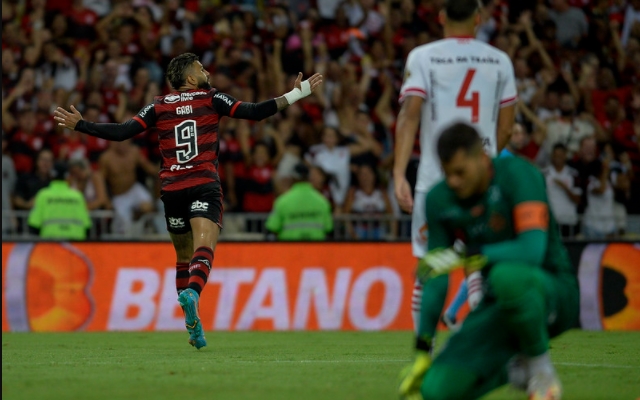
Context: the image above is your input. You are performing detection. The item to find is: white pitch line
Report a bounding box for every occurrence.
[9,359,639,369]
[555,362,638,369]
[231,359,410,364]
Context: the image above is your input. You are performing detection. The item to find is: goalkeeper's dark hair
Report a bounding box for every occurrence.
[166,53,199,91]
[437,122,483,163]
[445,0,480,22]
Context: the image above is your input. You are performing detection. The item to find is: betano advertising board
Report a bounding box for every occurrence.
[1,242,638,332]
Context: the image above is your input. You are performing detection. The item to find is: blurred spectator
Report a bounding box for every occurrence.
[343,164,393,240]
[306,125,375,210]
[266,163,333,241]
[548,0,589,48]
[582,159,616,239]
[39,41,78,91]
[14,148,54,211]
[7,106,46,174]
[99,140,157,234]
[2,132,17,234]
[603,144,634,235]
[238,123,283,213]
[309,165,333,205]
[67,158,110,210]
[500,122,530,158]
[568,136,601,213]
[28,161,91,240]
[540,94,597,164]
[544,143,581,237]
[621,0,640,46]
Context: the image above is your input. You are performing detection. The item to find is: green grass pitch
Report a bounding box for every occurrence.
[2,330,639,400]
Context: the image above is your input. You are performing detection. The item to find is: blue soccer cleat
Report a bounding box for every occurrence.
[178,288,207,349]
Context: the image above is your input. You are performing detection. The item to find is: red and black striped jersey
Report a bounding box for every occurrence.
[75,88,279,192]
[134,89,246,192]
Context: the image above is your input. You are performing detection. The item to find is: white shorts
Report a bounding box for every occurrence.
[411,190,428,258]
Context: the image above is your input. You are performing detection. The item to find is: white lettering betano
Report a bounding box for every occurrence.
[106,266,404,331]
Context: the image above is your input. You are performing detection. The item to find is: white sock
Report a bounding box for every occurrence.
[467,271,484,310]
[528,352,555,376]
[412,281,423,334]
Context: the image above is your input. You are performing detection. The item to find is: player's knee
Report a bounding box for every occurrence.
[422,380,470,400]
[489,263,540,306]
[422,386,460,400]
[421,366,474,400]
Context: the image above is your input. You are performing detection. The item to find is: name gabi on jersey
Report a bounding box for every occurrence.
[176,105,193,115]
[430,56,500,64]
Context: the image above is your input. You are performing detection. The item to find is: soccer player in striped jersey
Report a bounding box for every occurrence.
[54,53,322,349]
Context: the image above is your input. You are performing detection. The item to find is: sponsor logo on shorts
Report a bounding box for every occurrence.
[168,217,185,229]
[191,201,209,212]
[164,94,180,104]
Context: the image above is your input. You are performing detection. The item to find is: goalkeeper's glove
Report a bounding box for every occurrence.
[398,337,433,399]
[416,240,466,281]
[417,241,490,282]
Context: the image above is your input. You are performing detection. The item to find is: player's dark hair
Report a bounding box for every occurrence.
[445,0,480,22]
[166,52,199,91]
[437,122,483,163]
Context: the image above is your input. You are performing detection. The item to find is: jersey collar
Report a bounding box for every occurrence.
[448,35,475,39]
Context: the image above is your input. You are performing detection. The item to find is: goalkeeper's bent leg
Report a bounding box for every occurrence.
[421,365,506,400]
[488,262,549,357]
[417,274,449,346]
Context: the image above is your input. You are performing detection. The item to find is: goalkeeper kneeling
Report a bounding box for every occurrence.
[399,123,579,400]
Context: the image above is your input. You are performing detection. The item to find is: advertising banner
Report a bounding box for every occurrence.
[2,241,638,332]
[1,242,467,332]
[574,242,640,331]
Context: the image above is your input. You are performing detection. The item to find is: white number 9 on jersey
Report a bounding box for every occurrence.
[175,119,198,163]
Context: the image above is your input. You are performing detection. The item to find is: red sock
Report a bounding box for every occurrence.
[176,262,190,294]
[188,246,213,295]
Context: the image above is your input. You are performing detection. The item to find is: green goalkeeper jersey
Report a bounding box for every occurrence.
[425,156,573,276]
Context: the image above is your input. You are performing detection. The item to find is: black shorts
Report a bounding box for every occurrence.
[160,183,224,234]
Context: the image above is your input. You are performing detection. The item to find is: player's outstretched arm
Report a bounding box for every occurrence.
[216,73,323,121]
[54,105,147,142]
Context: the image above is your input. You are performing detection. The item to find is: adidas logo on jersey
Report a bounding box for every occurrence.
[191,201,209,212]
[164,94,180,104]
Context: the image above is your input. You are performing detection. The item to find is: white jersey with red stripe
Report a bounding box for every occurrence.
[400,36,517,193]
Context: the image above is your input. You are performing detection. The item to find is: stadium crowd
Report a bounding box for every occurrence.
[2,0,640,239]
